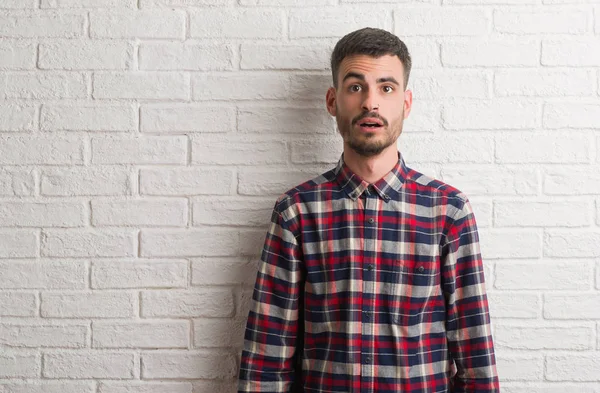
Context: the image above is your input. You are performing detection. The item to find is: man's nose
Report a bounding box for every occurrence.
[361,91,379,111]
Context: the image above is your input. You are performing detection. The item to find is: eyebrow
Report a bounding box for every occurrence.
[342,72,400,86]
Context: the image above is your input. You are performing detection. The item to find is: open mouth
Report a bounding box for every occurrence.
[357,117,384,130]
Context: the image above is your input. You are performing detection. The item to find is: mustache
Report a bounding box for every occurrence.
[353,112,388,126]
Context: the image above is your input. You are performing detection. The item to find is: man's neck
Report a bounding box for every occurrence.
[342,144,399,184]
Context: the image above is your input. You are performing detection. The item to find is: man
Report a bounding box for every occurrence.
[238,27,500,393]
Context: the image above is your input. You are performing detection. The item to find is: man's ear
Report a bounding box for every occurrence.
[326,87,336,116]
[403,89,413,119]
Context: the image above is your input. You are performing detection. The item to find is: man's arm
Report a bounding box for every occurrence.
[238,201,304,393]
[441,197,500,393]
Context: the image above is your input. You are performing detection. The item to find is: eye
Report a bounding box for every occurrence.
[349,84,362,92]
[382,85,394,93]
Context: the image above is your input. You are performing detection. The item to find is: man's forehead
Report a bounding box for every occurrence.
[339,54,403,80]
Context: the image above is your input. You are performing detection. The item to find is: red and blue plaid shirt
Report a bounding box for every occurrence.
[238,150,499,393]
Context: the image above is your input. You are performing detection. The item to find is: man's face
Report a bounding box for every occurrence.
[326,54,412,158]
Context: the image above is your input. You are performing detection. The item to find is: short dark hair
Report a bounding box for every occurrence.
[330,27,412,90]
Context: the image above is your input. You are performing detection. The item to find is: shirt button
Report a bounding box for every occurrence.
[364,312,371,320]
[417,266,425,273]
[384,194,390,200]
[364,356,372,364]
[367,264,374,271]
[368,217,375,224]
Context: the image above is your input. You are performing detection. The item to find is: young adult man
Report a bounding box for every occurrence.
[238,27,500,393]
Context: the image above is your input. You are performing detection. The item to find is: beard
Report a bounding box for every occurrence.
[335,106,404,158]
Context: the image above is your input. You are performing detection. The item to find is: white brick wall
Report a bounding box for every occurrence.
[0,1,598,392]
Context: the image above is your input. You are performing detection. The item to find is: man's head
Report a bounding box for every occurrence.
[326,28,413,158]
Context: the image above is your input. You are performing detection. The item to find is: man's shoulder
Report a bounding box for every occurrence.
[406,167,469,206]
[272,166,337,214]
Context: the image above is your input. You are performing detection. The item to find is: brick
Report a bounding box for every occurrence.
[0,136,83,165]
[440,167,538,196]
[193,73,290,101]
[141,351,237,379]
[445,0,536,3]
[239,229,266,256]
[238,169,315,196]
[192,197,272,227]
[41,167,131,196]
[291,138,342,164]
[0,12,84,38]
[496,324,593,350]
[42,0,136,7]
[42,229,136,257]
[192,380,237,393]
[0,292,37,317]
[0,260,87,289]
[4,72,86,99]
[544,167,600,195]
[41,103,137,132]
[241,43,330,70]
[92,136,187,165]
[191,136,287,165]
[39,40,132,70]
[289,74,332,100]
[0,40,36,69]
[499,384,600,393]
[241,0,332,4]
[494,9,587,34]
[411,71,488,99]
[0,352,39,378]
[543,38,600,66]
[402,134,493,163]
[98,382,192,393]
[289,9,387,38]
[544,231,600,258]
[401,37,440,69]
[140,168,232,196]
[544,102,600,129]
[0,323,87,348]
[494,201,590,227]
[90,10,185,39]
[141,0,231,5]
[93,321,188,349]
[193,318,245,348]
[0,201,86,227]
[468,198,492,228]
[141,229,239,257]
[141,289,234,318]
[0,0,37,7]
[495,69,594,97]
[238,106,334,134]
[191,257,257,286]
[497,134,589,164]
[495,260,592,290]
[0,382,94,393]
[91,259,188,289]
[140,43,233,71]
[442,100,539,130]
[42,292,136,318]
[0,169,35,196]
[546,354,600,381]
[92,199,187,227]
[479,229,541,259]
[545,294,600,319]
[395,8,488,36]
[442,38,539,67]
[496,355,543,381]
[94,72,189,100]
[141,105,235,133]
[190,9,283,38]
[43,352,135,379]
[0,103,36,131]
[0,230,38,258]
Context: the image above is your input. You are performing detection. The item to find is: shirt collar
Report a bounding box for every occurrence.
[334,150,409,202]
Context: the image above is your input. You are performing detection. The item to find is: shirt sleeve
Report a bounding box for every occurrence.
[238,201,304,393]
[441,197,500,393]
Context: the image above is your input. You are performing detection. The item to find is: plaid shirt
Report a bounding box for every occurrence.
[238,150,500,393]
